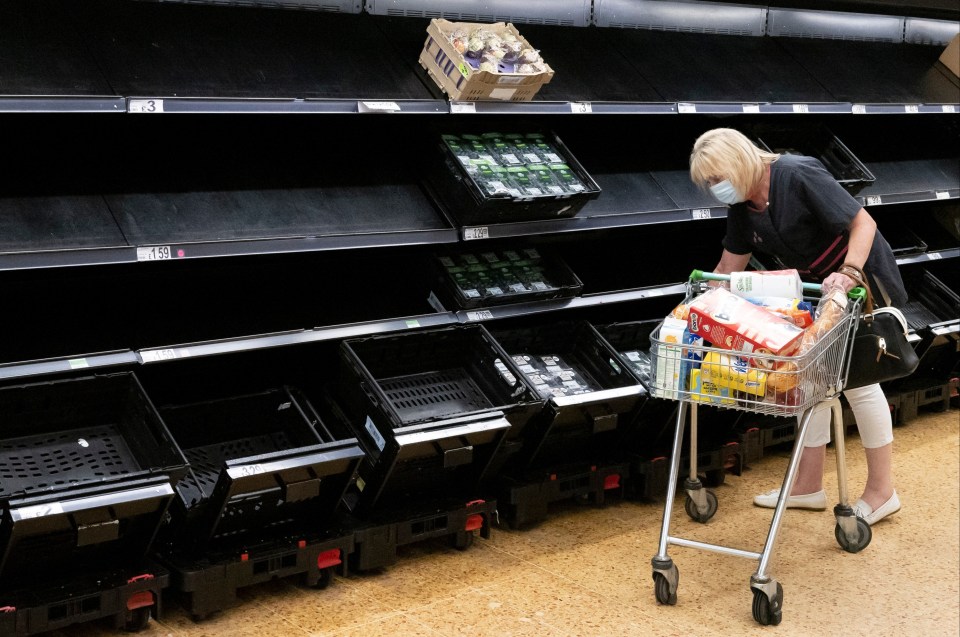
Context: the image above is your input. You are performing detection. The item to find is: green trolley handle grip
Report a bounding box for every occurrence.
[689,269,867,301]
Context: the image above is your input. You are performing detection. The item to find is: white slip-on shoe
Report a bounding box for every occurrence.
[753,488,827,510]
[854,491,901,526]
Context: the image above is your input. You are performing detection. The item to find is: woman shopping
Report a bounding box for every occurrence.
[688,127,906,526]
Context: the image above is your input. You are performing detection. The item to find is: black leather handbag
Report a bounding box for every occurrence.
[842,266,919,390]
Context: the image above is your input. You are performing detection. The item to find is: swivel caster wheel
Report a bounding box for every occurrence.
[685,490,718,523]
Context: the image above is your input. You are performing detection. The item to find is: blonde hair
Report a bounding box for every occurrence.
[689,128,779,196]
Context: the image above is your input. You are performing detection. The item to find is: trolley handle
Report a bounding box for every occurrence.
[688,269,866,301]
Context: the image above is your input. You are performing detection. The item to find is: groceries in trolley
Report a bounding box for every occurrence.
[650,269,852,410]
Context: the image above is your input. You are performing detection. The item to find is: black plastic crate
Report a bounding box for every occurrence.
[498,462,629,528]
[488,321,647,473]
[626,443,739,501]
[751,123,876,194]
[594,319,662,388]
[901,269,960,332]
[337,325,543,512]
[428,131,601,226]
[0,373,187,590]
[163,530,354,620]
[431,246,583,310]
[0,564,168,635]
[346,498,497,571]
[157,387,364,551]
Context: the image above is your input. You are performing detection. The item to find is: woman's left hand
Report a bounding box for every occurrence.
[822,271,857,294]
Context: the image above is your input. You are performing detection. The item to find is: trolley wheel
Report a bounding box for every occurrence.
[835,517,872,553]
[451,531,475,551]
[123,607,151,633]
[653,572,677,605]
[313,566,334,590]
[684,490,718,523]
[751,584,783,626]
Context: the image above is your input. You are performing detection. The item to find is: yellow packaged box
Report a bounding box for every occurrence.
[418,18,554,102]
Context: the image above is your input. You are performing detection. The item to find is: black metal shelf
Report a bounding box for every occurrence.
[1,1,957,112]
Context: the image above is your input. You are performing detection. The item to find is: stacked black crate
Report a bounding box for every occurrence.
[333,324,542,570]
[487,320,648,526]
[0,373,188,635]
[152,387,364,619]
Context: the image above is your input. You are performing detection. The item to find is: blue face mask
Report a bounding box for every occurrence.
[709,179,745,205]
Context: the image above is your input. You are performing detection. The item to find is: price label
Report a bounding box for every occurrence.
[691,208,712,220]
[17,503,64,519]
[463,226,489,241]
[68,358,89,369]
[236,464,265,477]
[928,252,943,260]
[865,195,883,206]
[942,105,957,113]
[792,103,810,113]
[450,102,476,113]
[852,104,867,114]
[141,349,179,363]
[129,99,163,113]
[935,191,950,200]
[645,288,665,297]
[466,310,494,322]
[678,103,697,113]
[405,319,421,328]
[358,101,400,113]
[570,102,593,114]
[137,246,172,261]
[904,104,920,113]
[742,103,760,113]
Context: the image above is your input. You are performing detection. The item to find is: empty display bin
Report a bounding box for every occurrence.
[0,373,187,632]
[157,386,364,552]
[336,324,542,513]
[750,123,876,194]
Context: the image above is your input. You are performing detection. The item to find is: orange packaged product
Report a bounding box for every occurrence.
[687,287,805,365]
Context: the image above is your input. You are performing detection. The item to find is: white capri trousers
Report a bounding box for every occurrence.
[802,383,894,449]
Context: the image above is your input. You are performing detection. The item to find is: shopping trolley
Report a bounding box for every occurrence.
[649,270,867,626]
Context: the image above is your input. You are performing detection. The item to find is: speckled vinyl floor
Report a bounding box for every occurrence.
[53,407,958,637]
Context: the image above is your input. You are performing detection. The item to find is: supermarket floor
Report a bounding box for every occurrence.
[69,406,958,637]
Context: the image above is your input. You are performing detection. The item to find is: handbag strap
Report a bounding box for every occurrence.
[837,263,874,315]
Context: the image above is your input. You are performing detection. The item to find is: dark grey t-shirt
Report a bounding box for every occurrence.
[723,154,907,307]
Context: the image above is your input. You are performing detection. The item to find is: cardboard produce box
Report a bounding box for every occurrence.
[939,33,959,78]
[419,18,554,101]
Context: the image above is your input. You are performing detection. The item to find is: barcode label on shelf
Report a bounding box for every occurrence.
[17,503,64,519]
[68,358,89,369]
[742,103,760,113]
[792,104,809,113]
[137,246,172,261]
[463,226,489,241]
[405,319,421,328]
[904,104,920,114]
[852,104,867,114]
[466,310,494,322]
[928,252,943,260]
[570,102,593,114]
[942,105,957,113]
[678,103,697,113]
[129,99,163,113]
[450,102,476,114]
[865,195,883,206]
[935,191,950,200]
[691,209,712,220]
[141,349,179,363]
[358,101,400,113]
